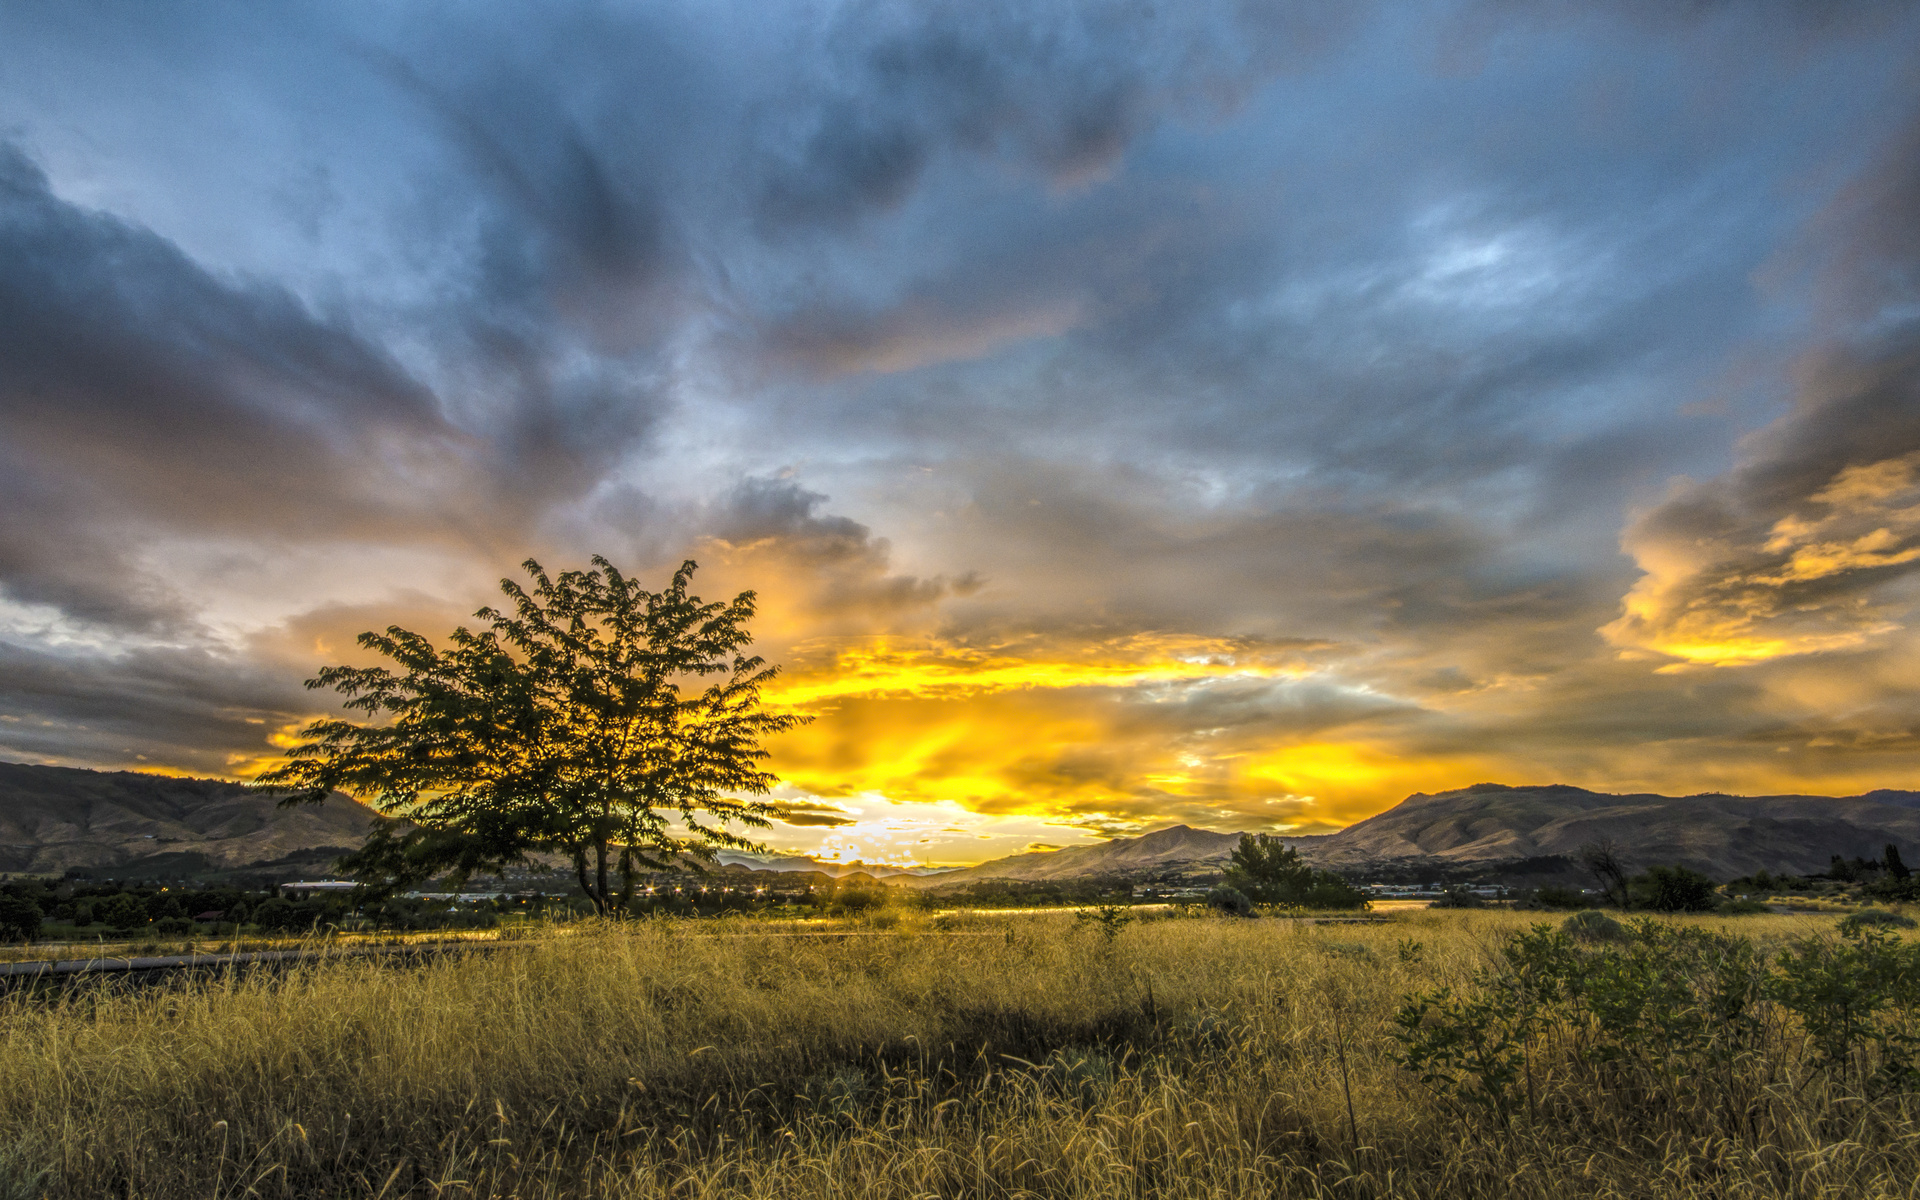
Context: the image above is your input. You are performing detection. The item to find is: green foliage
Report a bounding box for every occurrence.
[1772,925,1920,1091]
[1396,916,1920,1128]
[1629,864,1718,912]
[1562,909,1627,942]
[1074,903,1134,942]
[1717,897,1771,915]
[1839,907,1917,933]
[1204,886,1254,917]
[1221,833,1368,910]
[1430,886,1486,909]
[1529,885,1586,910]
[99,893,147,933]
[0,896,41,942]
[260,557,809,915]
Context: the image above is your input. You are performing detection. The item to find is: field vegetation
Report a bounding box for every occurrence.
[3,906,1920,1198]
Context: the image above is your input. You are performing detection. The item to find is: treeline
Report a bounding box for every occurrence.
[0,879,567,942]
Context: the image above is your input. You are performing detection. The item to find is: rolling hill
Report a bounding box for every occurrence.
[1310,782,1920,879]
[896,825,1305,888]
[0,761,379,878]
[895,783,1920,888]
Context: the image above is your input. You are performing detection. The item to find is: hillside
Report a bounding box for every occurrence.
[899,825,1317,889]
[886,783,1920,888]
[1310,782,1920,879]
[0,761,379,878]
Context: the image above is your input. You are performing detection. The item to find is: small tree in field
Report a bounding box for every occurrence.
[1222,833,1368,910]
[259,557,808,916]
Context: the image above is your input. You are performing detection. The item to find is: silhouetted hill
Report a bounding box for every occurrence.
[900,824,1326,889]
[886,784,1920,887]
[0,761,378,878]
[1310,782,1920,879]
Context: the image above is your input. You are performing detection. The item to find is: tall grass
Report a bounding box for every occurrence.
[0,909,1913,1198]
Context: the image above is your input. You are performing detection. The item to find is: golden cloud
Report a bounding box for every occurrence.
[1605,447,1920,668]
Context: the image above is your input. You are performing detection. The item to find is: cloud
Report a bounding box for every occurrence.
[3,0,1920,859]
[0,142,459,628]
[1605,93,1920,669]
[763,799,858,827]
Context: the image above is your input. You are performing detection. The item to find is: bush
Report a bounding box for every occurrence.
[0,896,42,942]
[1563,909,1628,942]
[1718,898,1771,915]
[1631,865,1718,912]
[1430,887,1486,909]
[1530,886,1586,910]
[1840,908,1916,934]
[100,893,148,933]
[1205,887,1255,917]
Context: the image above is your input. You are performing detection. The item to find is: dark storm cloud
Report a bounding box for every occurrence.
[753,0,1367,227]
[704,478,979,624]
[0,142,454,628]
[0,0,1917,819]
[0,641,308,775]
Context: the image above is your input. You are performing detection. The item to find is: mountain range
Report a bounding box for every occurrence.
[5,761,1919,884]
[0,761,377,878]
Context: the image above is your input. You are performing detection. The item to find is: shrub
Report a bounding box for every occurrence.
[1562,909,1627,942]
[1530,886,1586,910]
[1718,898,1771,915]
[0,896,42,942]
[1205,886,1255,917]
[100,894,148,933]
[1430,887,1486,909]
[1631,864,1718,912]
[1839,908,1916,934]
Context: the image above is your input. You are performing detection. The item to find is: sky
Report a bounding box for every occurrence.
[3,1,1920,867]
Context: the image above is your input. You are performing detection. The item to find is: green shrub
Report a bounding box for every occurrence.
[1530,886,1586,910]
[1205,887,1254,917]
[1430,887,1486,909]
[1718,898,1771,915]
[1630,865,1718,912]
[1839,908,1916,934]
[0,896,42,943]
[1562,909,1627,942]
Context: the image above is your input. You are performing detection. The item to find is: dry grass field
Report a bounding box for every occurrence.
[0,907,1914,1199]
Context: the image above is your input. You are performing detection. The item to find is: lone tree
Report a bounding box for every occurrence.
[260,557,808,915]
[1578,838,1631,908]
[1222,833,1368,910]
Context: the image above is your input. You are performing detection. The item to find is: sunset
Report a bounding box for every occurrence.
[7,6,1920,1195]
[5,4,1920,872]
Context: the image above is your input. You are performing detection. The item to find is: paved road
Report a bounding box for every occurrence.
[0,941,503,983]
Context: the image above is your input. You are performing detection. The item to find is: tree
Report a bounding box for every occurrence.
[0,896,41,942]
[260,557,808,916]
[1578,839,1631,908]
[1887,844,1911,881]
[1630,865,1717,912]
[1222,833,1368,910]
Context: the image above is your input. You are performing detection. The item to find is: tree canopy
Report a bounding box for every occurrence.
[1221,833,1368,911]
[259,557,807,915]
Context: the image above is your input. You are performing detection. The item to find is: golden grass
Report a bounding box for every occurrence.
[0,908,1912,1198]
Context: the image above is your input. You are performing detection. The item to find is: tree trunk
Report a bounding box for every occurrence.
[594,840,610,916]
[572,849,595,916]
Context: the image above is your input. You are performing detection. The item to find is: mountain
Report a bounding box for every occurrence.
[887,784,1920,888]
[1310,783,1920,879]
[899,825,1318,889]
[0,761,379,878]
[710,850,956,879]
